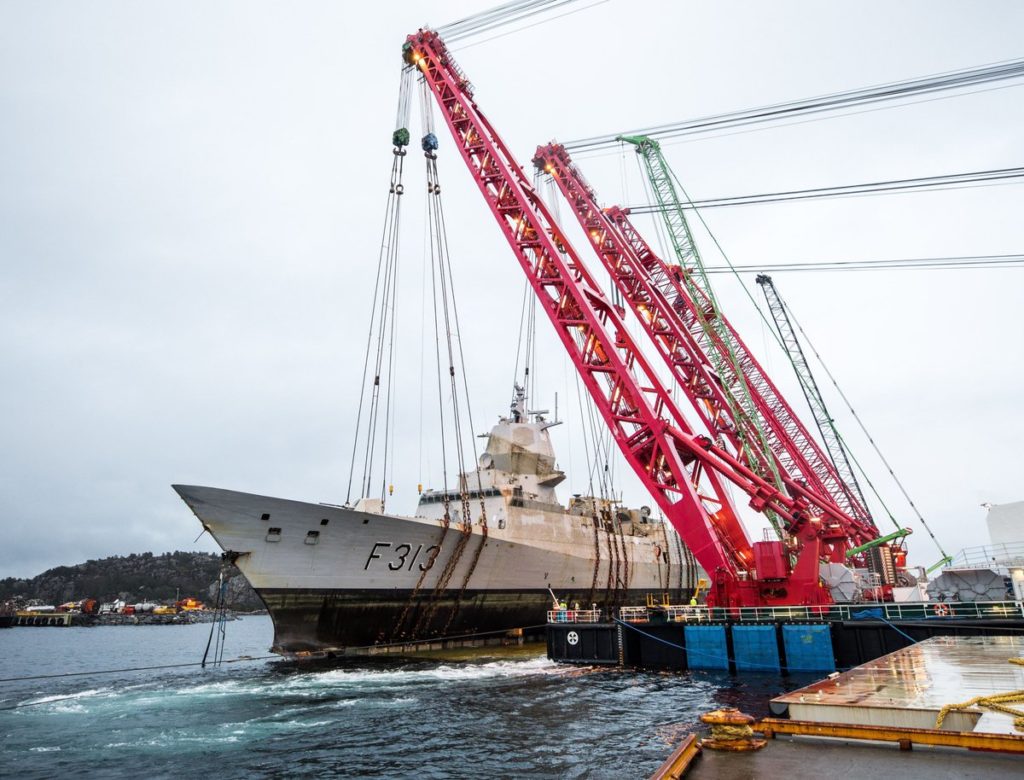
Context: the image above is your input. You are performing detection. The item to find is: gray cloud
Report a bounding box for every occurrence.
[1,1,1022,578]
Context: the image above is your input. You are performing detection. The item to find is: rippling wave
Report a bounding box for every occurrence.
[0,616,801,777]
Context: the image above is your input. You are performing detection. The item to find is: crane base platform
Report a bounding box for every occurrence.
[546,601,1024,672]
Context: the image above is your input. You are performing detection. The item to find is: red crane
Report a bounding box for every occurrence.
[403,29,840,606]
[531,143,880,566]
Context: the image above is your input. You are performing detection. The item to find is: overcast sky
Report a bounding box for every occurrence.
[2,1,1022,579]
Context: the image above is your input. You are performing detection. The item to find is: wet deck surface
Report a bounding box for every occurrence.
[690,737,1024,778]
[771,635,1024,732]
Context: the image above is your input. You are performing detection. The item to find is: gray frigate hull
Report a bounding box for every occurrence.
[174,484,700,654]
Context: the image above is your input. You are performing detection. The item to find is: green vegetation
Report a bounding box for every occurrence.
[0,551,261,609]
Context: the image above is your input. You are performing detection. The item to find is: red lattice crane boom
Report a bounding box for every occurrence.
[403,29,832,606]
[532,143,879,564]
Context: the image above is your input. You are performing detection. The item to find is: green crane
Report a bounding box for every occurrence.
[619,134,786,533]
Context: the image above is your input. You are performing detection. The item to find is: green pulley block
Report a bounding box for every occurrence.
[393,127,410,148]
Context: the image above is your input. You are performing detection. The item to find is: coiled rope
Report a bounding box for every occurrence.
[936,657,1024,731]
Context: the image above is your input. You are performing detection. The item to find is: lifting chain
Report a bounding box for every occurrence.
[617,514,631,598]
[442,514,488,635]
[602,507,617,607]
[413,512,473,637]
[587,507,601,608]
[659,517,673,593]
[682,536,697,597]
[388,513,451,643]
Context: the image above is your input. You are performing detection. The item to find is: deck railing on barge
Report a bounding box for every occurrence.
[546,609,602,624]
[547,601,1024,624]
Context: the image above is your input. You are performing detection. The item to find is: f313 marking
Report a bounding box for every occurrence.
[364,542,440,572]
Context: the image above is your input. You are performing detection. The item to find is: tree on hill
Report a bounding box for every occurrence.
[0,551,261,609]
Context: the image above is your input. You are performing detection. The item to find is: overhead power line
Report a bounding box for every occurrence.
[564,57,1024,152]
[621,166,1024,211]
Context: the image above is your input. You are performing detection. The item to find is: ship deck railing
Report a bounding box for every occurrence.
[946,540,1024,572]
[546,609,602,624]
[611,600,1024,624]
[546,601,1024,625]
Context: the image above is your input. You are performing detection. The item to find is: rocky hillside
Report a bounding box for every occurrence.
[0,551,261,609]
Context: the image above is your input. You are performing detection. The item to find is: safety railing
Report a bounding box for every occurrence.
[546,609,602,624]
[547,601,1024,624]
[947,542,1024,571]
[613,600,1024,624]
[619,607,649,623]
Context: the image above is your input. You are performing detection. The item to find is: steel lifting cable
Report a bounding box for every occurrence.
[345,67,414,506]
[571,365,603,607]
[634,157,765,490]
[409,135,461,639]
[363,91,413,503]
[511,282,530,390]
[200,570,229,668]
[577,374,620,604]
[544,172,633,607]
[451,2,612,52]
[545,173,632,606]
[574,370,615,606]
[391,77,454,641]
[440,0,581,41]
[651,160,899,540]
[565,57,1024,152]
[417,145,474,637]
[431,151,491,634]
[594,413,626,606]
[439,0,551,37]
[410,78,491,637]
[637,152,788,518]
[544,178,606,605]
[703,253,1024,274]
[623,166,1024,212]
[682,150,945,563]
[620,151,965,564]
[777,291,951,565]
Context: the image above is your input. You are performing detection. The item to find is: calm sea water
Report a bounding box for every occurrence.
[0,617,811,778]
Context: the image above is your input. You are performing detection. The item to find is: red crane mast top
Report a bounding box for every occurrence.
[403,29,834,606]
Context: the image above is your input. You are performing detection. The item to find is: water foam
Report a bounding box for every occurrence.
[25,688,109,706]
[302,656,565,687]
